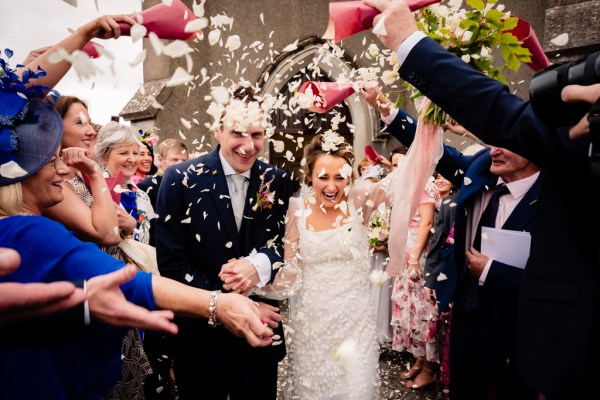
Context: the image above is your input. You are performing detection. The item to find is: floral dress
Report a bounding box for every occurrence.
[391,178,440,362]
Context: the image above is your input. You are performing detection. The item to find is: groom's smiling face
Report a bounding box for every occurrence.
[215,122,265,174]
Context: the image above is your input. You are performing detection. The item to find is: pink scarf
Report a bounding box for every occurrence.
[386,98,443,276]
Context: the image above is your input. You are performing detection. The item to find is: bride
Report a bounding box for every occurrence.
[260,133,392,399]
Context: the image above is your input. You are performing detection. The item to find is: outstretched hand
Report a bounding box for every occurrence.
[217,293,274,347]
[86,264,178,335]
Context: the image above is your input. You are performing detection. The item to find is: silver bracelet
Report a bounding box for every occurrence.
[208,290,221,328]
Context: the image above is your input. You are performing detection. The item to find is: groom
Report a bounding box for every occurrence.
[156,85,291,399]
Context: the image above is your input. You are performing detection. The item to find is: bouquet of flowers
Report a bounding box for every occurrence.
[367,206,391,250]
[407,0,533,125]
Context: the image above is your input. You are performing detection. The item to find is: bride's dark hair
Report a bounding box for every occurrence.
[302,134,355,185]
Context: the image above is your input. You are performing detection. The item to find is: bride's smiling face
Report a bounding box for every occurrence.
[308,154,351,209]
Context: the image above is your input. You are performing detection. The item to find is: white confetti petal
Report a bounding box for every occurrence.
[381,69,399,85]
[372,15,387,36]
[224,35,241,52]
[225,241,233,248]
[271,140,285,153]
[332,338,358,369]
[369,270,389,287]
[148,32,163,56]
[181,118,192,129]
[437,272,448,282]
[208,30,221,46]
[463,177,472,185]
[550,33,569,47]
[181,217,192,224]
[211,86,230,104]
[148,95,164,110]
[129,49,147,67]
[192,0,205,17]
[339,164,353,179]
[282,40,299,53]
[184,18,208,33]
[185,273,193,282]
[166,67,194,87]
[130,24,147,43]
[162,40,193,58]
[0,161,27,179]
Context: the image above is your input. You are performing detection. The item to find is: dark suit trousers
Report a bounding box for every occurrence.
[449,304,536,400]
[174,351,278,400]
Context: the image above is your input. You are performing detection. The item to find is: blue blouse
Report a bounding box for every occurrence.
[0,215,155,400]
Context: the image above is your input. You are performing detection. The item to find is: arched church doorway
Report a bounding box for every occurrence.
[259,37,379,194]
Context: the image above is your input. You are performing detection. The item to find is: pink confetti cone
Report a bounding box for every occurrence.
[364,145,383,163]
[323,0,441,43]
[298,81,356,113]
[506,18,551,72]
[118,0,201,42]
[82,42,102,59]
[82,171,123,204]
[105,174,122,205]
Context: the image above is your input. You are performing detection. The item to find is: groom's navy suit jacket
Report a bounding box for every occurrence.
[387,112,542,382]
[399,36,599,397]
[156,147,290,363]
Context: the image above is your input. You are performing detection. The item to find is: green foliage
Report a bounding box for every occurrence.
[409,0,532,126]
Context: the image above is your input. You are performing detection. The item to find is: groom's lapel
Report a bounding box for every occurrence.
[203,149,240,250]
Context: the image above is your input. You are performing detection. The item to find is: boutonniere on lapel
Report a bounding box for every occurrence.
[252,172,276,212]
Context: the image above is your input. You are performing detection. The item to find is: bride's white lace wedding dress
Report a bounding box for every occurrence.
[282,183,389,400]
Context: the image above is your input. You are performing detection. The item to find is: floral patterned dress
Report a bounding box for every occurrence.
[390,179,440,362]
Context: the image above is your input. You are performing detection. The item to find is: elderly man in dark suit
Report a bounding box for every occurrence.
[156,86,291,400]
[366,1,600,398]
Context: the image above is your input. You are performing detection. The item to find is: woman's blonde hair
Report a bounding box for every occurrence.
[0,182,23,216]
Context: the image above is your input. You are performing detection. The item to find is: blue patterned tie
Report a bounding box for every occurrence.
[462,184,510,311]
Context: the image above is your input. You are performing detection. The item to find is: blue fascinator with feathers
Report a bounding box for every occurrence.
[0,48,63,186]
